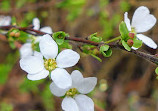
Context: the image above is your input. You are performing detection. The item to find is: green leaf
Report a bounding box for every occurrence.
[119,21,129,41]
[100,45,109,52]
[53,31,69,45]
[89,33,102,43]
[103,48,112,57]
[122,40,131,51]
[56,38,64,45]
[133,38,142,48]
[90,54,102,62]
[155,67,158,75]
[11,17,16,25]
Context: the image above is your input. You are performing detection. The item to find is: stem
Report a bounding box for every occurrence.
[0,25,157,65]
[104,36,121,44]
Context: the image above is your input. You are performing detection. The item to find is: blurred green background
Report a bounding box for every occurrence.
[0,0,158,111]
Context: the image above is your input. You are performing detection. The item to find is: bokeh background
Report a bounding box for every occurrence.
[0,0,158,111]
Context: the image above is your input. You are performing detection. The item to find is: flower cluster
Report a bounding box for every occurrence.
[19,19,97,110]
[124,6,157,49]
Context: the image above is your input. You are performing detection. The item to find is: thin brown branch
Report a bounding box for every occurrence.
[0,25,157,65]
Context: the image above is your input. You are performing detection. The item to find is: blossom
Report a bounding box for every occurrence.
[20,34,80,89]
[20,18,53,58]
[0,16,11,26]
[50,70,97,111]
[124,6,157,49]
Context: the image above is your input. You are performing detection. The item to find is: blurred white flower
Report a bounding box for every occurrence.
[33,18,53,34]
[124,6,157,49]
[20,34,80,89]
[20,43,33,58]
[0,16,11,26]
[50,70,97,111]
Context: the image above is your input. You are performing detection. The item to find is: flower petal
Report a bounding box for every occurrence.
[56,49,80,68]
[27,69,49,80]
[51,68,72,89]
[75,94,94,111]
[77,77,97,94]
[131,6,156,33]
[131,46,138,50]
[0,16,11,26]
[33,18,40,30]
[124,12,131,31]
[20,43,33,58]
[40,26,53,34]
[62,97,79,111]
[20,56,44,74]
[39,34,58,59]
[71,70,83,88]
[34,51,43,59]
[49,82,68,97]
[137,34,157,49]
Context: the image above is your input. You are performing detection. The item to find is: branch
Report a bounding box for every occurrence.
[0,25,157,65]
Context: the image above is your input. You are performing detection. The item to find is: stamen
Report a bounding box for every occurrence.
[44,59,57,71]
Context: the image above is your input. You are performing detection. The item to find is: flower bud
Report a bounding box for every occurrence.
[127,39,134,47]
[128,33,135,39]
[15,32,20,37]
[9,32,15,37]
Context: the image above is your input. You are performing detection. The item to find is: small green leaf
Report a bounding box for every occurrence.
[119,21,129,41]
[53,31,69,45]
[133,38,142,48]
[155,67,158,74]
[122,40,131,51]
[103,48,112,57]
[89,33,102,43]
[90,54,102,62]
[100,45,109,52]
[56,38,64,45]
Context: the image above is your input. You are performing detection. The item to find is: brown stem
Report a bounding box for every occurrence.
[0,25,157,65]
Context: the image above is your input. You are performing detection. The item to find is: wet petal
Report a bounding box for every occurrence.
[27,69,49,80]
[75,94,94,111]
[131,6,156,33]
[137,34,157,49]
[124,12,131,31]
[39,34,58,59]
[50,82,68,97]
[20,56,44,74]
[51,68,72,89]
[56,49,80,68]
[62,97,79,111]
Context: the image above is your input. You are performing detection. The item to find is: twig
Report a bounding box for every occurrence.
[0,25,157,65]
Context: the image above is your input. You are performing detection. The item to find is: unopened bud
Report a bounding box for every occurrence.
[9,32,15,37]
[127,39,133,47]
[14,32,20,37]
[128,33,135,39]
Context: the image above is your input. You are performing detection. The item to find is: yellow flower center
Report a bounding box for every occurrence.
[66,88,78,97]
[44,59,57,71]
[131,27,136,34]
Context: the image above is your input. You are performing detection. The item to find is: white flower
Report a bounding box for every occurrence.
[50,70,97,111]
[20,18,53,58]
[0,16,11,26]
[33,18,53,34]
[20,34,80,89]
[20,43,33,58]
[124,6,157,49]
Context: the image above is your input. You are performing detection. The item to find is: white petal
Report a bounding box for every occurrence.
[34,36,42,43]
[131,46,138,50]
[75,94,94,111]
[51,68,72,89]
[33,18,40,30]
[34,51,43,59]
[56,49,80,68]
[137,34,157,49]
[0,16,11,26]
[20,56,44,74]
[40,26,53,34]
[62,97,79,111]
[49,82,68,97]
[27,69,49,80]
[124,12,131,31]
[71,70,83,88]
[77,77,97,94]
[131,6,156,33]
[20,43,33,58]
[39,34,58,59]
